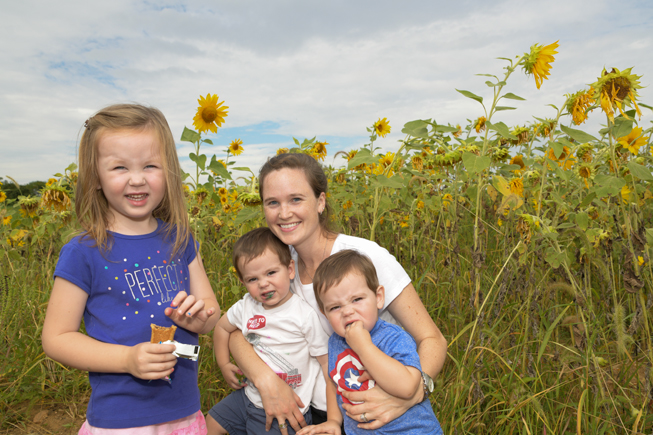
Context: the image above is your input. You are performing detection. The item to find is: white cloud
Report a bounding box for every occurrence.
[1,0,651,183]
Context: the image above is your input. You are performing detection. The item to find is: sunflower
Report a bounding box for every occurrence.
[18,196,39,218]
[453,125,462,138]
[566,88,595,125]
[228,138,244,156]
[379,152,395,168]
[217,187,228,197]
[192,93,229,133]
[41,186,72,212]
[474,116,486,133]
[509,178,524,197]
[416,200,425,210]
[547,146,576,170]
[46,178,57,187]
[0,191,6,203]
[2,216,11,225]
[576,143,594,163]
[534,119,556,138]
[511,126,530,145]
[621,185,631,204]
[219,195,228,205]
[618,127,648,155]
[510,155,526,174]
[590,67,643,122]
[312,141,328,161]
[7,229,28,248]
[411,155,424,172]
[442,193,453,209]
[576,163,595,188]
[276,147,289,155]
[374,118,391,138]
[522,41,559,89]
[342,200,353,210]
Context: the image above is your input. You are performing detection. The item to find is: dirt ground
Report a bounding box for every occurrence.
[2,402,86,435]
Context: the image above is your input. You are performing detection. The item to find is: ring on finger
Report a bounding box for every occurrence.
[360,413,368,423]
[279,422,287,429]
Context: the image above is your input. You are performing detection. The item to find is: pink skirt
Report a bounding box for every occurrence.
[78,410,207,435]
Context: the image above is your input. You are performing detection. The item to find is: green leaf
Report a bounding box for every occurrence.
[640,103,653,111]
[560,125,597,143]
[462,151,491,174]
[433,125,460,133]
[593,174,625,197]
[500,164,522,172]
[202,139,213,145]
[402,120,429,138]
[502,92,526,101]
[207,156,231,179]
[645,228,653,246]
[486,121,517,140]
[613,116,634,139]
[494,106,517,112]
[575,212,589,231]
[347,149,377,169]
[580,192,596,208]
[188,153,206,170]
[180,127,201,143]
[455,89,483,104]
[550,141,565,159]
[537,305,571,364]
[372,174,405,189]
[233,206,262,226]
[627,162,653,181]
[544,247,565,269]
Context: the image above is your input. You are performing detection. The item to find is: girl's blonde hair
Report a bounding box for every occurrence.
[76,104,190,259]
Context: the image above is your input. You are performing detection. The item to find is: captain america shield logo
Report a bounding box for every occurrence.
[330,348,376,405]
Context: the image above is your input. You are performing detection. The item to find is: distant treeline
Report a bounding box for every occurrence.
[0,177,46,201]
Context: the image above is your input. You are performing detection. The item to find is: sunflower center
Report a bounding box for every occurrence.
[201,107,218,123]
[605,77,631,102]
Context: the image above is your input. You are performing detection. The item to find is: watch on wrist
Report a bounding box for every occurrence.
[421,371,434,400]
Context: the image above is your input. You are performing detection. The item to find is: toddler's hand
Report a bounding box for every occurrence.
[344,320,371,351]
[165,291,217,333]
[219,362,247,390]
[126,342,177,380]
[297,421,342,435]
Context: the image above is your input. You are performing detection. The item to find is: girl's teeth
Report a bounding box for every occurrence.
[127,194,147,200]
[280,223,298,229]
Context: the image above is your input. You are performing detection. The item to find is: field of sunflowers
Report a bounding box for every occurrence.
[2,42,653,434]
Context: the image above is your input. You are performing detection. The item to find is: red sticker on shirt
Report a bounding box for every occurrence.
[247,315,266,330]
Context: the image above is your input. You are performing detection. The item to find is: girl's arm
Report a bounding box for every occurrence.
[344,321,421,400]
[42,277,177,379]
[340,282,447,429]
[229,330,307,432]
[213,314,244,390]
[164,253,220,334]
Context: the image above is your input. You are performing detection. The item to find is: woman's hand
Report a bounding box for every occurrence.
[218,362,246,390]
[164,291,217,333]
[340,381,424,430]
[125,342,177,380]
[256,371,307,433]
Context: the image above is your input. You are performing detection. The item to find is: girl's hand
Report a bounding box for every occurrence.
[219,362,246,390]
[340,382,423,430]
[164,291,217,333]
[256,372,307,433]
[126,342,177,380]
[297,421,342,435]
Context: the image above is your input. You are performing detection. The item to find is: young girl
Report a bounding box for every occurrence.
[42,104,220,434]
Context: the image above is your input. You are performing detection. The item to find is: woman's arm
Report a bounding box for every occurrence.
[340,282,447,430]
[229,330,307,432]
[42,277,177,379]
[387,282,447,379]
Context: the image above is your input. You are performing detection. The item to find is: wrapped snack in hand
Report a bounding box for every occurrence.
[150,324,177,344]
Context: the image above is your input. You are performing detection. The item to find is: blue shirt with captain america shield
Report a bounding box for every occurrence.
[328,319,442,434]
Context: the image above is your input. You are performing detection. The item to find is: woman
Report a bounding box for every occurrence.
[230,153,447,434]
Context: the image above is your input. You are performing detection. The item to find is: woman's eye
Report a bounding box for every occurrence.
[265,200,278,207]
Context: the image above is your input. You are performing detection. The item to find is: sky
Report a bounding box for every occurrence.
[1,0,652,185]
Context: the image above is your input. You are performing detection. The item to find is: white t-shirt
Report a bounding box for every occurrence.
[227,293,329,414]
[289,233,413,410]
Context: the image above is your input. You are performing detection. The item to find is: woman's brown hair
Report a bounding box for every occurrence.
[258,153,336,236]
